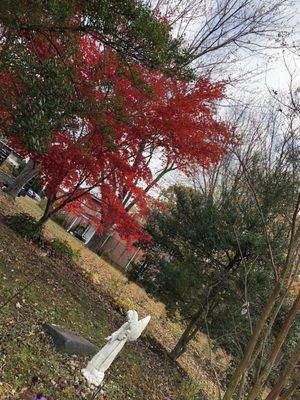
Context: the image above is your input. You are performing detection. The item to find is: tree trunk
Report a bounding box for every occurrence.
[246,291,300,400]
[265,340,300,400]
[278,380,299,400]
[36,194,55,227]
[3,159,39,198]
[170,310,204,360]
[222,282,282,400]
[36,211,51,228]
[170,297,218,360]
[237,372,248,399]
[170,259,240,361]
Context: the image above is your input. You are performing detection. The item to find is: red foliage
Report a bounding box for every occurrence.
[2,35,234,244]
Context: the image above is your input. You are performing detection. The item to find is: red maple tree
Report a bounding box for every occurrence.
[2,35,233,244]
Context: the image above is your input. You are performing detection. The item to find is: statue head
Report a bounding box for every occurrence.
[127,310,138,323]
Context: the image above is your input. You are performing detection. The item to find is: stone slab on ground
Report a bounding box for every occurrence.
[44,323,98,356]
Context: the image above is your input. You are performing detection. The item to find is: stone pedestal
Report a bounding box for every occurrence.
[44,323,98,356]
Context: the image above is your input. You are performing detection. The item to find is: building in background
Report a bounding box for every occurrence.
[0,140,23,170]
[87,230,142,271]
[53,195,142,271]
[0,140,142,272]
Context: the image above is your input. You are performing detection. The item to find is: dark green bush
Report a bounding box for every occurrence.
[8,212,44,241]
[50,239,81,261]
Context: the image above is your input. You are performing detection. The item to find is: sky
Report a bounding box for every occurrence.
[165,0,300,96]
[224,2,300,99]
[148,0,300,192]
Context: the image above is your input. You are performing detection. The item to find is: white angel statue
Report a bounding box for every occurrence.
[82,310,151,386]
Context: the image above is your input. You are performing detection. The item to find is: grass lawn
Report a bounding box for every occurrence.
[0,192,228,399]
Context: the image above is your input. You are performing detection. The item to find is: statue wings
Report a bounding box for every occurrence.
[127,313,151,342]
[106,310,151,342]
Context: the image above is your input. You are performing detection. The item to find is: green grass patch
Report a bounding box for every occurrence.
[50,238,81,261]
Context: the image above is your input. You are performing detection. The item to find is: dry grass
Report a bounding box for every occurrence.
[1,193,230,399]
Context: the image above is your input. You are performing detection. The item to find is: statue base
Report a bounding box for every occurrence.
[82,367,105,386]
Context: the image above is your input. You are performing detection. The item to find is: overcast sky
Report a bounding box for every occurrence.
[222,2,300,100]
[149,0,300,192]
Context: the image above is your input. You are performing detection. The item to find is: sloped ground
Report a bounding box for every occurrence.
[0,219,181,399]
[0,192,229,399]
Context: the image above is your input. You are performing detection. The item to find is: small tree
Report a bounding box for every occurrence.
[139,164,298,361]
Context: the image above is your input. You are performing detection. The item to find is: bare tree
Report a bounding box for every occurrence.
[155,87,300,396]
[277,372,300,400]
[265,340,300,400]
[246,292,300,400]
[221,94,300,399]
[151,0,295,76]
